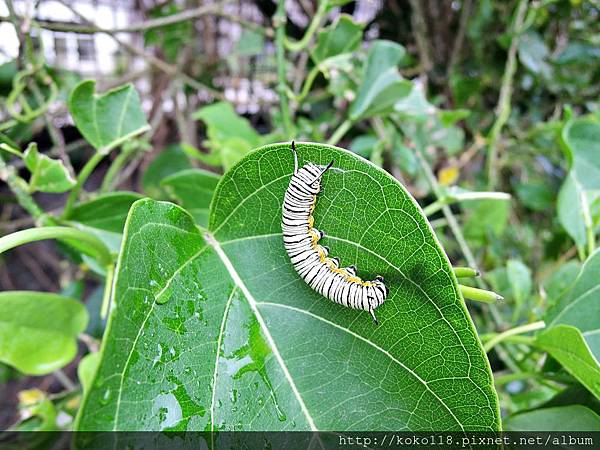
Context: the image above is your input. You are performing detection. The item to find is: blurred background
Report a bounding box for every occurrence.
[1,0,600,432]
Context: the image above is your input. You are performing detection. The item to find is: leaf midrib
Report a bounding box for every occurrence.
[258,301,464,430]
[213,232,481,430]
[205,231,319,431]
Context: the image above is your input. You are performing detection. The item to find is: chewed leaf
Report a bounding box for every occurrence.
[23,143,76,193]
[68,80,150,154]
[77,142,499,432]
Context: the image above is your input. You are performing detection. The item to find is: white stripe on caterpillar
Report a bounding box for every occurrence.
[281,142,388,324]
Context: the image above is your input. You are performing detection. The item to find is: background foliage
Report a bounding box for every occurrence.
[1,0,599,433]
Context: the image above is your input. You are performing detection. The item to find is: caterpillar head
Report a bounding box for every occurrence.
[298,160,334,189]
[373,275,388,297]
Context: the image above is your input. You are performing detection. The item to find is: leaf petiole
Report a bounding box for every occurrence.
[483,320,545,353]
[0,226,112,267]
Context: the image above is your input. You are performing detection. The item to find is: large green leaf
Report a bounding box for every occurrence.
[0,291,88,375]
[546,249,600,359]
[66,192,143,233]
[535,325,600,400]
[349,40,412,120]
[504,405,600,431]
[68,80,150,154]
[557,119,600,249]
[311,15,363,64]
[77,143,499,431]
[192,102,261,169]
[161,168,220,227]
[64,192,143,254]
[141,145,192,199]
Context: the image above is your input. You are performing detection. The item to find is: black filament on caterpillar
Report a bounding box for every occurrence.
[281,141,388,324]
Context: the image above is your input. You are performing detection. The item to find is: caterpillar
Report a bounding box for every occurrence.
[281,142,388,324]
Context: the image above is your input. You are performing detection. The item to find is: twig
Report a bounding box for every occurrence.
[17,246,58,291]
[0,2,228,33]
[447,0,473,77]
[486,0,529,189]
[284,0,329,52]
[408,0,433,75]
[78,333,100,353]
[55,0,223,99]
[327,119,353,146]
[28,80,74,175]
[54,369,77,391]
[0,158,45,221]
[215,11,274,38]
[275,0,293,137]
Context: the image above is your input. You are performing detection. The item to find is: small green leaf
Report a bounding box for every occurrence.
[506,259,532,319]
[517,31,552,78]
[543,260,581,306]
[193,101,259,146]
[515,180,555,212]
[63,192,142,254]
[142,145,192,198]
[192,102,261,169]
[0,291,88,375]
[65,192,143,233]
[504,405,600,431]
[463,199,510,244]
[349,40,412,120]
[546,250,600,359]
[349,134,378,158]
[394,85,436,119]
[77,143,499,431]
[22,143,75,193]
[68,80,150,154]
[311,15,363,64]
[78,352,101,394]
[161,168,220,227]
[535,325,600,399]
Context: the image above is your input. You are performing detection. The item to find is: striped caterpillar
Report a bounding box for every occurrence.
[282,142,388,324]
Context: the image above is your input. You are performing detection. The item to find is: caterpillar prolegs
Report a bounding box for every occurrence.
[281,142,388,324]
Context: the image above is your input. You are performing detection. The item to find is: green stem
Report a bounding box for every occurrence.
[100,146,136,193]
[483,320,545,353]
[100,263,115,319]
[0,158,45,221]
[284,0,329,52]
[459,284,503,304]
[274,0,292,138]
[0,226,112,266]
[423,191,511,216]
[454,267,480,278]
[580,190,595,258]
[495,370,573,387]
[62,151,105,217]
[0,119,18,132]
[290,65,320,103]
[423,198,448,216]
[486,0,529,189]
[327,119,353,146]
